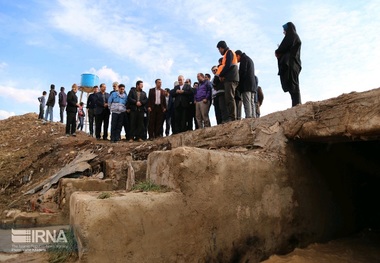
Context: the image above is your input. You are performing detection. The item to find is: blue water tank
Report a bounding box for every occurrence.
[81,73,99,87]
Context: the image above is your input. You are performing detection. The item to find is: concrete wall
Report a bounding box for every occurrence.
[70,146,356,262]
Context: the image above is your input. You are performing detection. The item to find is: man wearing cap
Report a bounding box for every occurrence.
[216,41,239,122]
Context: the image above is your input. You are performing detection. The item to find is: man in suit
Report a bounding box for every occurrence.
[86,86,98,137]
[147,79,167,140]
[95,83,110,140]
[172,75,192,134]
[127,80,148,142]
[65,84,79,136]
[163,88,173,136]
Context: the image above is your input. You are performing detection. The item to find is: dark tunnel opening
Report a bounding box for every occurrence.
[294,140,380,234]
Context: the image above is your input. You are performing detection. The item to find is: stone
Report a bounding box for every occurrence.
[71,146,355,262]
[58,178,115,220]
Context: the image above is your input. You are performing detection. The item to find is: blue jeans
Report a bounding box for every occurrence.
[44,106,53,121]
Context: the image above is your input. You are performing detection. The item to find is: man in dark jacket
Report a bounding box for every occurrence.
[94,83,110,140]
[86,86,98,137]
[65,84,79,136]
[127,80,148,142]
[44,84,57,122]
[236,50,257,118]
[172,75,193,134]
[58,87,67,123]
[216,41,239,122]
[147,79,166,140]
[163,88,173,136]
[275,22,302,107]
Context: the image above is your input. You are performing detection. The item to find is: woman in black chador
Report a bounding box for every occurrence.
[275,22,302,107]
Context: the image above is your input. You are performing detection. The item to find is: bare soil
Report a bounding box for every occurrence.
[0,113,158,215]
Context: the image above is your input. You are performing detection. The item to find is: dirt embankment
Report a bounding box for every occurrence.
[0,113,157,215]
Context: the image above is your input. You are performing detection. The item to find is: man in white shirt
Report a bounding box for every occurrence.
[147,79,167,140]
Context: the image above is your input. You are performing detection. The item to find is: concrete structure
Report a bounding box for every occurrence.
[68,88,380,262]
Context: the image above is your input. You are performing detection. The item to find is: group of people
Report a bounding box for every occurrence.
[37,22,302,142]
[38,85,67,123]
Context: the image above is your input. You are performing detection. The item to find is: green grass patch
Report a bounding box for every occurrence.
[132,180,169,192]
[47,227,78,263]
[97,192,111,199]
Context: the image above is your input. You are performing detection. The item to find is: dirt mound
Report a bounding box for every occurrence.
[0,114,147,215]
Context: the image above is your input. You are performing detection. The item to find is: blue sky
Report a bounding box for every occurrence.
[0,0,379,124]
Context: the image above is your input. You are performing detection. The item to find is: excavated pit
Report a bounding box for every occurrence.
[261,140,380,263]
[291,140,380,234]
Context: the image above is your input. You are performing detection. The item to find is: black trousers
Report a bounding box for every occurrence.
[110,112,125,142]
[129,109,145,140]
[290,90,301,107]
[60,106,65,123]
[123,112,130,140]
[216,92,229,124]
[38,105,44,119]
[148,105,164,139]
[88,108,95,135]
[174,105,188,134]
[66,111,76,135]
[187,103,197,130]
[95,111,110,139]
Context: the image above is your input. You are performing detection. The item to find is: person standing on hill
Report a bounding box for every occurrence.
[58,87,67,123]
[163,88,173,136]
[147,79,166,140]
[44,84,57,122]
[108,84,127,143]
[275,22,302,107]
[127,80,148,142]
[195,73,211,128]
[235,50,257,118]
[65,84,79,136]
[216,41,239,122]
[86,86,98,137]
[172,75,193,134]
[38,91,47,119]
[94,83,110,140]
[77,102,85,131]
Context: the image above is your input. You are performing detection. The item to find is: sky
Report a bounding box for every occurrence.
[0,0,379,124]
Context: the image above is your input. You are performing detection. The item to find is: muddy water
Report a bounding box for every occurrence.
[262,230,380,263]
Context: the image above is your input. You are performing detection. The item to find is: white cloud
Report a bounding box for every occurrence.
[0,110,16,120]
[0,62,8,71]
[294,1,380,100]
[50,0,189,77]
[88,66,130,85]
[0,85,41,105]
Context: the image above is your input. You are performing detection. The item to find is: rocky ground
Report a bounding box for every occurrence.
[0,113,163,218]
